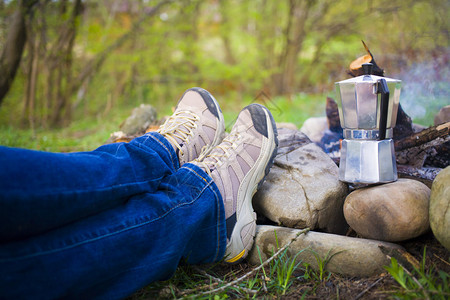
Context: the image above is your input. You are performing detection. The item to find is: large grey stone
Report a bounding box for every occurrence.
[253,128,348,234]
[344,179,431,242]
[248,225,403,277]
[430,166,450,251]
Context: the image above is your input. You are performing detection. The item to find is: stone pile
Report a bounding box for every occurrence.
[110,105,449,278]
[249,125,448,277]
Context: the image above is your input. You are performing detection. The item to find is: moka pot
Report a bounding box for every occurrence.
[335,63,401,184]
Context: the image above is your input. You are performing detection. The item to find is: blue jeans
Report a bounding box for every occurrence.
[0,132,227,299]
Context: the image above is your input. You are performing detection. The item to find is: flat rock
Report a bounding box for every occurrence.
[344,179,431,242]
[253,128,348,234]
[429,166,450,251]
[248,225,403,277]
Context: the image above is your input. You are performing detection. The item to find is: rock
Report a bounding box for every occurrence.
[344,179,431,242]
[248,225,403,277]
[276,122,297,131]
[429,166,450,251]
[434,105,450,126]
[120,104,157,136]
[253,128,349,234]
[300,116,327,143]
[412,123,426,133]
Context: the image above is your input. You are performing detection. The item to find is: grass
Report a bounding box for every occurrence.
[0,92,327,152]
[127,240,449,300]
[384,247,450,300]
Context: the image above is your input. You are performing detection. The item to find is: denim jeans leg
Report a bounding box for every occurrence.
[0,132,179,242]
[0,158,226,299]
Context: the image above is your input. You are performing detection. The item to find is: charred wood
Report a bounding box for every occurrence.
[395,125,449,169]
[396,165,442,188]
[394,122,450,151]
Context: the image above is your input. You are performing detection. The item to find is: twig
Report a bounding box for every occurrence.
[187,266,258,295]
[194,227,310,297]
[261,275,268,293]
[433,253,450,267]
[352,277,384,300]
[178,282,219,296]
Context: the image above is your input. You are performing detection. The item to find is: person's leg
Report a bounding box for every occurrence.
[0,87,225,243]
[192,103,278,263]
[0,163,227,300]
[0,102,277,300]
[0,133,177,242]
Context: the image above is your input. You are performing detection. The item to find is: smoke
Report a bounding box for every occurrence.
[394,50,450,126]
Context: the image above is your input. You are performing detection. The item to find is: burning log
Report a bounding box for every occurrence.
[348,41,415,140]
[395,122,450,170]
[394,122,450,151]
[348,41,384,77]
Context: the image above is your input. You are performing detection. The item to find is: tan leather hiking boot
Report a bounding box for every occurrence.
[193,104,278,263]
[157,87,225,166]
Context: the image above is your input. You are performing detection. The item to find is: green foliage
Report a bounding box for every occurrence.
[256,231,306,296]
[384,247,450,299]
[1,0,447,137]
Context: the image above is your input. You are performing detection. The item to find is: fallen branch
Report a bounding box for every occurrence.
[379,245,420,271]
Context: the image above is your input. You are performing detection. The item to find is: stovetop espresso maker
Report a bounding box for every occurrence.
[335,63,401,184]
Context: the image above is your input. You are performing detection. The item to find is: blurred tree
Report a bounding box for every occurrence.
[0,0,447,130]
[3,0,171,128]
[0,0,37,106]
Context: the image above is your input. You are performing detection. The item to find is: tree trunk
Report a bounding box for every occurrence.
[49,0,82,127]
[0,7,27,104]
[0,0,38,106]
[273,0,313,95]
[219,0,236,65]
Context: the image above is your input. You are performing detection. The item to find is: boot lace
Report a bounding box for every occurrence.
[195,131,242,177]
[157,110,199,156]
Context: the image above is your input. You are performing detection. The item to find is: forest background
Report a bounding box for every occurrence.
[0,0,448,152]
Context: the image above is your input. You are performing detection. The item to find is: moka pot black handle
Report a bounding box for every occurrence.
[378,78,390,140]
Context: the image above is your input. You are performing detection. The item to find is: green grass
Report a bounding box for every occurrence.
[384,247,450,299]
[127,244,450,300]
[0,92,328,152]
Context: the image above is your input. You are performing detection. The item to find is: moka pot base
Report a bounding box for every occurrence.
[339,138,398,184]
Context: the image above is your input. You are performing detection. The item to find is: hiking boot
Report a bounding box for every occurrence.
[157,87,225,166]
[193,104,278,263]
